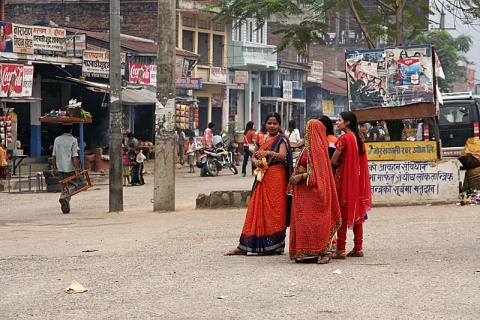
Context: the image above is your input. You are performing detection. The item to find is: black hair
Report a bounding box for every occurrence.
[244,121,254,135]
[263,112,282,128]
[288,120,296,130]
[123,146,128,152]
[63,124,73,133]
[127,132,134,138]
[318,116,335,136]
[128,142,135,148]
[339,111,365,155]
[208,122,215,129]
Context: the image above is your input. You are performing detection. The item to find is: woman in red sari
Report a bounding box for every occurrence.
[225,112,293,255]
[331,111,372,259]
[288,119,341,264]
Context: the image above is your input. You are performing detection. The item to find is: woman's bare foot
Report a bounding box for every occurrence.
[224,248,247,256]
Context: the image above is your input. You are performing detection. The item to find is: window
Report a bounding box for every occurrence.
[233,23,243,41]
[198,19,208,29]
[213,35,223,67]
[261,71,273,86]
[256,26,264,44]
[247,20,254,42]
[182,17,193,27]
[197,33,209,65]
[291,70,303,89]
[213,23,224,32]
[182,30,194,52]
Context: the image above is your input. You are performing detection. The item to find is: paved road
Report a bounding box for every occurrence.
[0,163,479,319]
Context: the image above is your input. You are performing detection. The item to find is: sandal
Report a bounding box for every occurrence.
[332,250,347,259]
[317,253,332,264]
[347,249,364,257]
[224,248,247,256]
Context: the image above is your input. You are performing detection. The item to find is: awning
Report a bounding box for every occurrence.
[57,76,155,106]
[0,97,42,103]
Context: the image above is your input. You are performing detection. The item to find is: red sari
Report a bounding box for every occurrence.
[289,120,342,260]
[334,133,372,229]
[238,133,293,254]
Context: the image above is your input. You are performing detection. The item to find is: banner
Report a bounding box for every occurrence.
[175,77,202,89]
[33,26,66,55]
[82,50,126,78]
[0,64,34,97]
[66,33,86,57]
[346,45,435,110]
[365,141,437,161]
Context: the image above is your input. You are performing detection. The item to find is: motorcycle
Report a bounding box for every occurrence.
[197,135,238,176]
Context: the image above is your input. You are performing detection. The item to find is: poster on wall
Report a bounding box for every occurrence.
[33,26,66,55]
[0,64,34,97]
[345,44,435,110]
[82,50,126,78]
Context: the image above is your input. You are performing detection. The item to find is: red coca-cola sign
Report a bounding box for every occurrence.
[129,63,155,85]
[1,64,23,96]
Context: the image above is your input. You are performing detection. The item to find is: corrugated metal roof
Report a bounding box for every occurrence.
[320,73,347,95]
[64,27,198,58]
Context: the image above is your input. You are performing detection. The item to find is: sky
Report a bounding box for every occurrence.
[430,6,480,87]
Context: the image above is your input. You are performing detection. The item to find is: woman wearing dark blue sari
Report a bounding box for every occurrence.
[225,112,293,255]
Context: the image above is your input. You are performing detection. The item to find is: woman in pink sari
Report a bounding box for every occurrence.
[331,111,372,259]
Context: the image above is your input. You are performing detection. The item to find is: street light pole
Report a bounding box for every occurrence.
[154,0,176,211]
[109,0,123,212]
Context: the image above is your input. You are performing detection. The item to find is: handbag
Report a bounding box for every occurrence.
[248,143,257,154]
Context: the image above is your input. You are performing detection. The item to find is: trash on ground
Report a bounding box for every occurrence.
[65,280,88,294]
[283,291,295,297]
[81,249,98,253]
[333,269,342,275]
[217,295,228,299]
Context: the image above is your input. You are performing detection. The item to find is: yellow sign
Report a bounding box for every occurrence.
[365,141,438,161]
[322,100,334,114]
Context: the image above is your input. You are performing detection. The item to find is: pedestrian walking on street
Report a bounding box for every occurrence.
[177,128,186,165]
[128,143,140,186]
[241,121,256,177]
[331,111,372,259]
[122,146,131,186]
[135,146,146,185]
[225,112,293,256]
[51,124,80,214]
[288,119,341,264]
[186,137,196,173]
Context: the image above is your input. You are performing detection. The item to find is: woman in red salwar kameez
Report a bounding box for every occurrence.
[288,119,341,264]
[225,112,293,256]
[331,111,372,259]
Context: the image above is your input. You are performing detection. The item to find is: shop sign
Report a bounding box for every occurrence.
[283,80,292,99]
[129,63,157,85]
[365,141,437,161]
[0,63,34,97]
[309,61,323,83]
[175,77,202,89]
[209,67,226,83]
[33,26,66,55]
[12,23,34,54]
[82,50,126,78]
[66,33,86,57]
[234,70,248,84]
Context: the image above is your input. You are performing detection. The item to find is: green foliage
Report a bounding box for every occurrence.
[407,30,473,92]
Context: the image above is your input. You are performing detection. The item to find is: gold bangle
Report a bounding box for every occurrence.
[302,173,308,180]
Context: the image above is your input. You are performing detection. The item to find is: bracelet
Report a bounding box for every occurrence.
[272,151,277,160]
[302,173,308,180]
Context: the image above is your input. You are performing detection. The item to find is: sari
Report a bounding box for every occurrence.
[289,120,342,260]
[334,133,372,229]
[238,133,293,254]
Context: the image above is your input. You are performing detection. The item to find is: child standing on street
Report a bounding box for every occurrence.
[135,146,146,185]
[122,146,130,186]
[128,143,140,186]
[186,137,196,173]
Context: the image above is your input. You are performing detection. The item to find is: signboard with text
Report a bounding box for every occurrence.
[33,26,66,55]
[11,23,34,54]
[129,63,157,85]
[175,77,202,89]
[66,33,86,57]
[365,141,437,161]
[0,64,34,97]
[82,50,126,78]
[209,67,226,83]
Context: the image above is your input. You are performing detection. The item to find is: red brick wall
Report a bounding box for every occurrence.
[5,1,158,41]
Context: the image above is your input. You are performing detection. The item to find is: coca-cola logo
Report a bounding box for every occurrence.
[130,64,150,78]
[2,66,23,89]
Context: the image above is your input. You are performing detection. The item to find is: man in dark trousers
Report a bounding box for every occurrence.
[51,124,80,214]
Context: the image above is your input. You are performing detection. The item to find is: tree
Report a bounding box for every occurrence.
[211,0,480,51]
[408,30,473,92]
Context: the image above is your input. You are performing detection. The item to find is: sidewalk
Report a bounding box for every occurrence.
[0,165,478,319]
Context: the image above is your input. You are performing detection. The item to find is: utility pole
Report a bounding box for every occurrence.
[109,0,123,212]
[154,0,176,211]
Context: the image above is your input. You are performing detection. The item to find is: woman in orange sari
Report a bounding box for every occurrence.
[331,111,372,259]
[225,112,293,255]
[288,119,341,264]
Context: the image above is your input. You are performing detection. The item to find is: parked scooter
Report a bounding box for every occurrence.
[197,134,238,176]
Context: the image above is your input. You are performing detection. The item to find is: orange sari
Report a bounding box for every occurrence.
[238,133,293,254]
[289,120,342,260]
